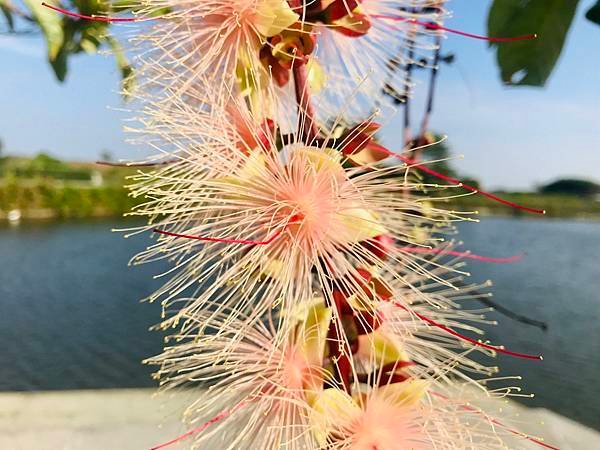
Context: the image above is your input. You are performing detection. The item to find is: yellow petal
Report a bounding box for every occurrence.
[337,207,387,244]
[282,296,325,323]
[210,176,253,202]
[346,292,377,312]
[306,58,327,93]
[235,39,267,97]
[237,149,267,179]
[260,257,284,279]
[310,388,360,444]
[254,0,299,37]
[375,379,429,408]
[293,146,343,174]
[300,300,332,367]
[209,150,266,201]
[411,225,430,245]
[357,328,410,367]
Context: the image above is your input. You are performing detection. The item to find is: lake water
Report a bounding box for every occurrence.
[1,217,599,430]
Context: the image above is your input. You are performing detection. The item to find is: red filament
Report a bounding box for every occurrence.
[398,247,524,263]
[370,143,545,215]
[372,15,537,43]
[153,214,299,246]
[96,160,175,167]
[151,400,248,449]
[153,227,284,246]
[393,302,542,361]
[41,3,537,43]
[431,392,559,450]
[41,2,156,22]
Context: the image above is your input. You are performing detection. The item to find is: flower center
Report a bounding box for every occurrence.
[281,347,310,390]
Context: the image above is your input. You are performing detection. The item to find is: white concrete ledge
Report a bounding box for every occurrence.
[1,389,598,449]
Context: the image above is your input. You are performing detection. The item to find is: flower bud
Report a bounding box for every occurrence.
[332,288,354,315]
[259,25,317,87]
[359,234,394,263]
[354,308,383,335]
[322,0,360,22]
[340,122,381,156]
[333,12,372,38]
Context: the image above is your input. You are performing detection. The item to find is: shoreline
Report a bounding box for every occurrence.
[1,388,599,449]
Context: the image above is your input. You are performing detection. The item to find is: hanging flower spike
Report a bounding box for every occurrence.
[127,81,518,385]
[121,0,561,446]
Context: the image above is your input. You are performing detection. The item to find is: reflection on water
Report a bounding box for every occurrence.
[1,217,599,430]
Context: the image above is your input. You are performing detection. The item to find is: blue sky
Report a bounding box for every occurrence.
[0,0,598,190]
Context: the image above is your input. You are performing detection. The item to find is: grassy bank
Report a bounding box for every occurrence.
[0,181,138,220]
[448,192,600,219]
[0,155,139,220]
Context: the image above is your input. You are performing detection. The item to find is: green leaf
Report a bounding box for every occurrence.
[586,1,600,25]
[76,0,113,17]
[23,0,64,61]
[49,44,68,81]
[110,0,138,11]
[49,19,77,81]
[487,0,580,86]
[106,35,135,97]
[0,0,15,32]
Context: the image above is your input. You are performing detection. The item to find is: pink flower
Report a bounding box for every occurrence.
[149,299,333,449]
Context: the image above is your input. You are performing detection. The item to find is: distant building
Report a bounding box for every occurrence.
[91,171,104,187]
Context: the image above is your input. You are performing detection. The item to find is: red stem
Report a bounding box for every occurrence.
[292,60,320,143]
[393,302,542,361]
[326,294,353,393]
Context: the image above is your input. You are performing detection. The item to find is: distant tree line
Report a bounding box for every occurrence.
[0,152,92,180]
[538,179,600,197]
